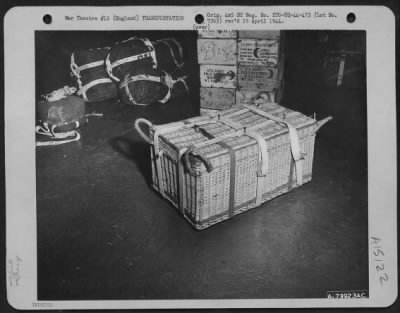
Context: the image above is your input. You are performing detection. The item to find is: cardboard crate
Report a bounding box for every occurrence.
[197,39,237,65]
[238,65,280,89]
[200,64,237,88]
[238,39,280,66]
[200,87,236,110]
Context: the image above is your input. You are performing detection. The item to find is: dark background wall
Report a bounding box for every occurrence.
[282,30,367,151]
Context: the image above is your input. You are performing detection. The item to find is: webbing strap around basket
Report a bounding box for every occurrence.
[70,55,85,93]
[215,114,270,206]
[105,51,154,82]
[71,50,109,78]
[191,121,238,217]
[155,38,184,70]
[105,52,154,82]
[105,37,157,82]
[117,36,157,65]
[121,75,162,84]
[111,51,154,69]
[105,53,120,82]
[177,147,188,217]
[217,116,271,208]
[142,37,157,68]
[242,105,304,186]
[245,129,269,206]
[216,141,236,218]
[120,74,172,106]
[152,120,211,199]
[218,114,270,177]
[75,60,105,73]
[77,78,114,102]
[288,156,296,191]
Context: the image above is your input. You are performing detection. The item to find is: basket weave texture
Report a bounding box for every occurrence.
[137,103,330,230]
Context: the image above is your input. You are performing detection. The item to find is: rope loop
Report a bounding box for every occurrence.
[134,118,153,144]
[182,145,213,176]
[70,53,81,78]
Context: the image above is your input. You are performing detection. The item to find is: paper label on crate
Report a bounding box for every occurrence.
[236,90,276,105]
[198,30,237,38]
[200,87,236,110]
[238,39,279,66]
[238,65,280,89]
[238,30,281,39]
[200,64,237,88]
[197,39,237,65]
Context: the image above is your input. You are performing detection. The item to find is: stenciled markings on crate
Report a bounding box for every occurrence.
[198,30,237,38]
[200,87,236,110]
[238,30,280,39]
[236,89,275,105]
[238,65,279,89]
[238,39,279,66]
[200,64,237,88]
[197,39,237,65]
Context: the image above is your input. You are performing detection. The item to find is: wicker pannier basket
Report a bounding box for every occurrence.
[70,47,119,102]
[135,103,332,230]
[119,71,189,106]
[105,37,157,82]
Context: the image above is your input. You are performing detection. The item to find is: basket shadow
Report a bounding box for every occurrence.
[108,136,153,187]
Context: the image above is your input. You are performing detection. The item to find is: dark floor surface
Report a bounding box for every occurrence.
[36,83,368,300]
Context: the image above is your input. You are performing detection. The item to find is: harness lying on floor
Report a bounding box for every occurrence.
[36,91,87,146]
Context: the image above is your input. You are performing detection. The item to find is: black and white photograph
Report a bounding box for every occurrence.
[4,5,397,310]
[35,28,369,301]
